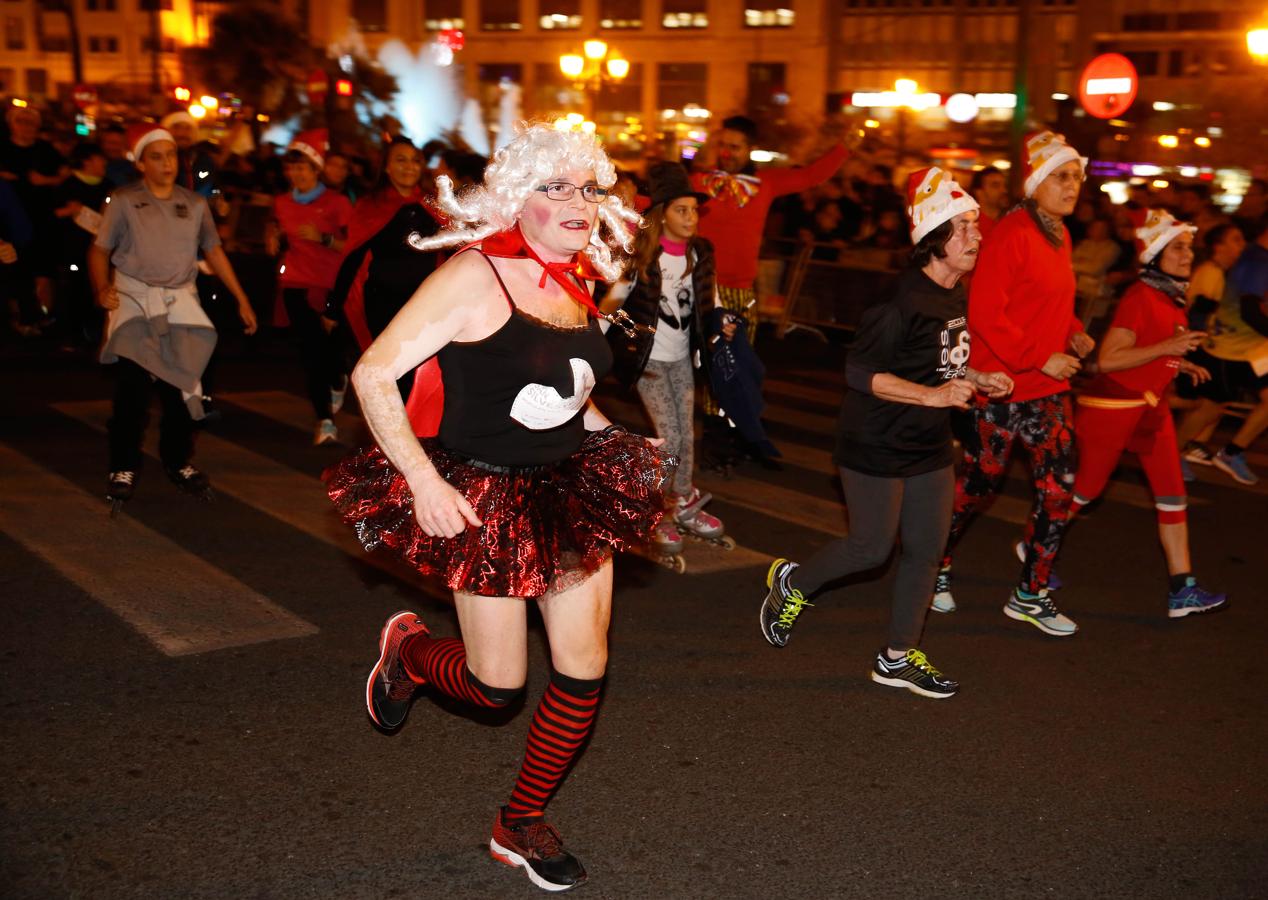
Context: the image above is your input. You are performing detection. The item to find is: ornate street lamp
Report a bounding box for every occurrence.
[558,39,629,120]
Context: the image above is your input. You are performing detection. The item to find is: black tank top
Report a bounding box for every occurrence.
[436,252,613,467]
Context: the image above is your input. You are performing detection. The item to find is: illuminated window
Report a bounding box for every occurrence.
[141,35,179,53]
[425,0,465,31]
[658,63,708,109]
[482,0,521,30]
[26,68,48,96]
[600,0,641,29]
[352,0,388,32]
[539,0,581,30]
[4,17,23,52]
[87,35,120,54]
[744,3,794,27]
[662,0,708,29]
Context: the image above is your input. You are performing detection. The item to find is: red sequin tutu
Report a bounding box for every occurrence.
[324,428,677,598]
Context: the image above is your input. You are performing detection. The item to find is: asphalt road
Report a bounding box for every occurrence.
[2,333,1266,900]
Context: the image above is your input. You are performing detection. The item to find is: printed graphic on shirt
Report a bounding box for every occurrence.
[659,276,692,330]
[509,357,596,430]
[937,316,970,380]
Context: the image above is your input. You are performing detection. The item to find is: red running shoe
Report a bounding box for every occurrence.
[489,807,587,892]
[364,610,428,731]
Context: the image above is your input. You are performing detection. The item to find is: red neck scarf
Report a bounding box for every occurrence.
[476,224,603,316]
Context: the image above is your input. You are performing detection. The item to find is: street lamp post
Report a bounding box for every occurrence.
[559,39,628,123]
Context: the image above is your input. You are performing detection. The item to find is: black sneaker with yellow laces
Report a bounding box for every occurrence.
[760,558,813,648]
[871,649,959,699]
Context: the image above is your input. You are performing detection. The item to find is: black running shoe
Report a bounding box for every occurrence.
[107,470,136,502]
[760,558,812,648]
[365,610,429,731]
[165,464,211,496]
[870,649,959,699]
[490,807,587,892]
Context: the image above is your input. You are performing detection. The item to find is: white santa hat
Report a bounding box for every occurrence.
[1135,209,1196,265]
[1022,130,1087,198]
[288,128,328,168]
[161,110,198,132]
[128,124,175,161]
[906,166,979,244]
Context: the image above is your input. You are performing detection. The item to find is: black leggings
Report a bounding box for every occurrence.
[791,464,955,651]
[283,288,342,420]
[107,358,194,472]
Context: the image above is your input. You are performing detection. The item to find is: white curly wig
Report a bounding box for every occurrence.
[413,122,641,281]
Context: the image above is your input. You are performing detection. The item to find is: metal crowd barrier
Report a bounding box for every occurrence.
[757,237,902,340]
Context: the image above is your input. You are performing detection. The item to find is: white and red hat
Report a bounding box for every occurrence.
[1022,130,1087,198]
[160,110,198,132]
[128,124,175,161]
[1135,208,1196,265]
[288,128,328,168]
[906,166,979,243]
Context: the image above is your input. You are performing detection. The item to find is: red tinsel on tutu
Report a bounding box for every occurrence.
[324,428,678,598]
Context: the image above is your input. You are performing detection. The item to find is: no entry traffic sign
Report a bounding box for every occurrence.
[1079,53,1138,119]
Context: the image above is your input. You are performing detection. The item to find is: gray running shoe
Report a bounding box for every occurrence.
[1004,588,1078,636]
[931,568,956,613]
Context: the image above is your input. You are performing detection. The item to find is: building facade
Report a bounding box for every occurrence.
[0,0,220,100]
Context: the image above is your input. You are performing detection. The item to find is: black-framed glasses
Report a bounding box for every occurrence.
[535,182,609,203]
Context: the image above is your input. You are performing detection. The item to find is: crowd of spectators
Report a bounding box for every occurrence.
[2,97,1266,363]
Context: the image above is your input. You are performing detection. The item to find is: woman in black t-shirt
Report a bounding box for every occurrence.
[758,167,1014,699]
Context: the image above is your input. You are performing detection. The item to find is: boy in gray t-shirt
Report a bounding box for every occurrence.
[88,126,257,507]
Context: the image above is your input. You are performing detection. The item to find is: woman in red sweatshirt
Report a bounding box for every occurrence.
[933,131,1094,637]
[1068,210,1226,618]
[268,129,352,445]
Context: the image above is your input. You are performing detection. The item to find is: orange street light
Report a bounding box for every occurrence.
[1248,28,1268,62]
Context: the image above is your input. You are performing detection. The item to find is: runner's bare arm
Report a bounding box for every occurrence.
[352,251,492,489]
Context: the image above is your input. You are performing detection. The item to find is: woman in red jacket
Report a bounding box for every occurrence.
[1068,210,1226,617]
[268,130,352,445]
[933,131,1094,636]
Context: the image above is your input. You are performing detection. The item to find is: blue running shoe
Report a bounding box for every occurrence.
[1212,450,1259,486]
[1168,579,1228,618]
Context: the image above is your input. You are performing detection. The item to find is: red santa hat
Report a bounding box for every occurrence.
[128,124,176,161]
[1022,130,1087,198]
[906,166,979,243]
[288,129,328,168]
[1135,208,1196,265]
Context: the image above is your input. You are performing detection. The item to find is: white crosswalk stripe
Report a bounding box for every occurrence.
[52,399,448,598]
[0,442,318,657]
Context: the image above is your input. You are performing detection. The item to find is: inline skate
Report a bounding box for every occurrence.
[674,488,736,551]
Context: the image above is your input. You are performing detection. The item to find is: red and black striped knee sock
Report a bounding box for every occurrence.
[400,636,521,707]
[505,669,604,822]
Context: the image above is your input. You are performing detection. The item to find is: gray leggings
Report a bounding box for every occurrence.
[636,356,695,497]
[791,464,955,651]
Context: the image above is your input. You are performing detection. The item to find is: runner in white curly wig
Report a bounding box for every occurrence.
[334,119,676,894]
[414,122,640,281]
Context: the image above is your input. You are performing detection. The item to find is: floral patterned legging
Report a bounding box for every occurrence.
[941,393,1077,594]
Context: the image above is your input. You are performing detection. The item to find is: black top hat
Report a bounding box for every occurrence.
[646,161,709,210]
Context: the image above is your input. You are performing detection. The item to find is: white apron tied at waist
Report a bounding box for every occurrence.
[100,270,218,419]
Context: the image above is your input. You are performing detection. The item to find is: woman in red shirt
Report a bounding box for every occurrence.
[1069,210,1227,617]
[268,130,353,445]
